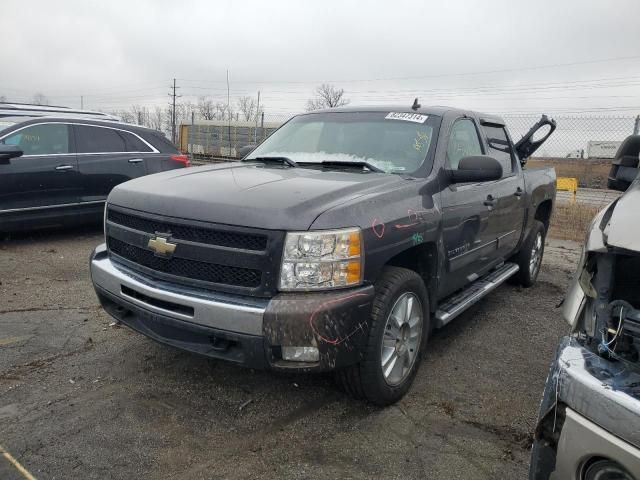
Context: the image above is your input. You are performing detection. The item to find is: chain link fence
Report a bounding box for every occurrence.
[503,115,638,158]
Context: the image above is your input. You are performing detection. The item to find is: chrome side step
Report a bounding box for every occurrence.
[435,262,519,328]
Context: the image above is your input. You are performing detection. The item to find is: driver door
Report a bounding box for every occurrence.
[439,117,498,298]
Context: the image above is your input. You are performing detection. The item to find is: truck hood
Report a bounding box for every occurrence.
[108,163,404,230]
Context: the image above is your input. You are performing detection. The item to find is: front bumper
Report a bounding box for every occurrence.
[530,337,640,479]
[90,244,374,371]
[551,408,640,480]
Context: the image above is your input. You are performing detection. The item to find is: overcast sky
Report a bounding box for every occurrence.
[2,0,640,117]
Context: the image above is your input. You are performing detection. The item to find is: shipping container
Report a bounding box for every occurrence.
[587,140,623,159]
[179,120,283,159]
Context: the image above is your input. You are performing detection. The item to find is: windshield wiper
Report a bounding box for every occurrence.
[320,160,384,173]
[246,156,298,168]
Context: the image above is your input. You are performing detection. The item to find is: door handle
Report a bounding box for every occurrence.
[483,195,496,207]
[55,165,74,171]
[128,158,144,164]
[514,187,524,197]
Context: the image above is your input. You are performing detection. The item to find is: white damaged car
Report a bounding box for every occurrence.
[529,135,640,480]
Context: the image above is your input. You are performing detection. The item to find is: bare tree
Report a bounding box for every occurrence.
[0,95,6,103]
[130,105,150,126]
[215,102,232,121]
[198,96,216,120]
[32,92,49,105]
[236,96,257,121]
[178,100,197,125]
[114,109,135,123]
[149,106,164,131]
[306,84,349,111]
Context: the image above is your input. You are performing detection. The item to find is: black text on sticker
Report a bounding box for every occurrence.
[385,112,428,123]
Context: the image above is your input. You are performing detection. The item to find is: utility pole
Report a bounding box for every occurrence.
[634,115,640,135]
[226,70,231,153]
[80,96,84,109]
[168,78,181,144]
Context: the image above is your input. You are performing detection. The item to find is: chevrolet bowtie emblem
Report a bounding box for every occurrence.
[148,235,177,257]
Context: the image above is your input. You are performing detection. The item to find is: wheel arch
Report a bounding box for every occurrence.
[383,242,438,312]
[535,199,553,232]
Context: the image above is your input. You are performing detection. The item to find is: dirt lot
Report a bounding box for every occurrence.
[0,227,580,480]
[528,157,612,189]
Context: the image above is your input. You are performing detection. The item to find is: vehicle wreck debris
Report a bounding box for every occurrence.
[530,134,640,480]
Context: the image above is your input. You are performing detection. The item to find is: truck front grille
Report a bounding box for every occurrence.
[108,237,262,288]
[107,209,267,251]
[105,206,284,297]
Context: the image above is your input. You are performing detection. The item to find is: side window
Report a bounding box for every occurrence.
[122,131,152,152]
[76,125,127,153]
[483,125,514,175]
[446,119,483,169]
[1,123,70,155]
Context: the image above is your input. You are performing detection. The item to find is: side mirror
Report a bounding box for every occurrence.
[607,135,640,192]
[608,155,639,192]
[0,144,23,163]
[237,144,256,159]
[449,155,503,183]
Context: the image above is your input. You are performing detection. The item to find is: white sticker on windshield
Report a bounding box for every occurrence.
[385,112,428,123]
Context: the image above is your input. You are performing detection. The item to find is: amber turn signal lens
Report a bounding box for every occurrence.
[346,260,361,284]
[348,232,361,257]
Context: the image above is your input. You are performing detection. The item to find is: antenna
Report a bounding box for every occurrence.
[411,98,421,111]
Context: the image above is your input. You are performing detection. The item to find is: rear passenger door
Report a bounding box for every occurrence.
[480,122,525,259]
[74,124,153,203]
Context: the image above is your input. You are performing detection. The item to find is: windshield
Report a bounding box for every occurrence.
[0,121,16,133]
[247,111,440,174]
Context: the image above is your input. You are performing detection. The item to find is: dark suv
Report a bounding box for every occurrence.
[0,117,189,232]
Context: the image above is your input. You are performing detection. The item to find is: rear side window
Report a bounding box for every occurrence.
[483,125,514,175]
[1,123,70,155]
[123,132,152,152]
[75,125,152,153]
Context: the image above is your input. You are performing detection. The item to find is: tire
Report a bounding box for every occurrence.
[510,220,546,287]
[336,266,430,406]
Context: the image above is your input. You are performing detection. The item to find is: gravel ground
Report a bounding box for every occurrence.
[0,227,581,479]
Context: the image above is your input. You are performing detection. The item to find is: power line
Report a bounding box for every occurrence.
[176,54,640,85]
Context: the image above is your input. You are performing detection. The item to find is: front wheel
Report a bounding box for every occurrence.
[337,267,430,406]
[511,220,546,287]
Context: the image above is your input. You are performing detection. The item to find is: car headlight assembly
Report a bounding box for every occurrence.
[279,228,363,291]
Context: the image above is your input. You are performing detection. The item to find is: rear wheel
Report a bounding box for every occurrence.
[510,220,546,287]
[337,267,430,406]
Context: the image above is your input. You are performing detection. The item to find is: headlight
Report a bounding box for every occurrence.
[279,228,363,291]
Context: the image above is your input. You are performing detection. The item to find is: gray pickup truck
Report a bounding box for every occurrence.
[90,104,556,405]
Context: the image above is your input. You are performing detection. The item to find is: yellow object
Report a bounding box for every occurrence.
[557,177,578,203]
[0,444,38,480]
[348,231,362,257]
[346,260,362,284]
[147,236,177,256]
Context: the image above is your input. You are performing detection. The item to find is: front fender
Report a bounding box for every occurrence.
[562,205,611,330]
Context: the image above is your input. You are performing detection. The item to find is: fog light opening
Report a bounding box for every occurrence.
[582,458,635,480]
[281,346,320,363]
